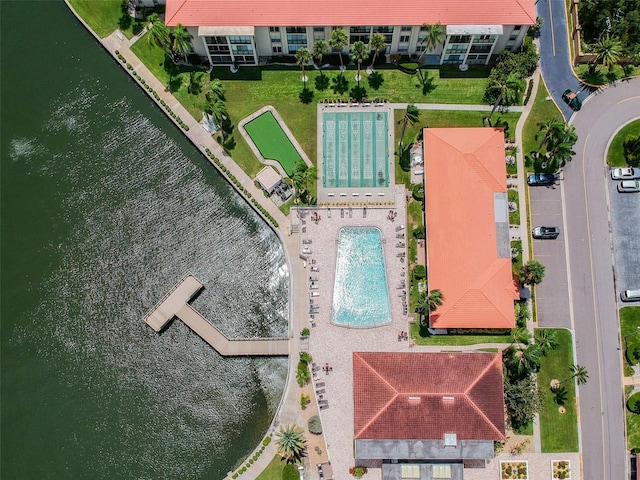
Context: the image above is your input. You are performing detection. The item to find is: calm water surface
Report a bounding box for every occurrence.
[1,2,288,478]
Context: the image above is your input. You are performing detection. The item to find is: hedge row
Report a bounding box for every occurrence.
[204,148,279,228]
[116,50,189,132]
[230,437,270,478]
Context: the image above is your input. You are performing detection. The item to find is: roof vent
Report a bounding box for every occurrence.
[442,396,455,402]
[408,396,421,403]
[444,433,457,447]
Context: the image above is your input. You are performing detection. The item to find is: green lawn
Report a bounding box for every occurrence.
[620,307,640,377]
[522,80,562,170]
[244,112,302,176]
[607,120,640,167]
[627,385,640,451]
[254,456,299,480]
[410,323,511,346]
[68,0,144,39]
[536,328,579,452]
[508,188,520,225]
[576,64,640,86]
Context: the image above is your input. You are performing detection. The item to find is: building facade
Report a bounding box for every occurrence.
[164,0,536,67]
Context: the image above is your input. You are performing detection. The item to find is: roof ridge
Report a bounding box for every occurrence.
[463,134,505,193]
[356,393,399,439]
[464,355,506,439]
[516,0,537,23]
[165,0,188,26]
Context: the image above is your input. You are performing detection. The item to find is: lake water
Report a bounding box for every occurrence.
[0,2,288,478]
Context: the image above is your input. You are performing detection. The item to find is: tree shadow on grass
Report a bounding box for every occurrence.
[350,85,367,101]
[418,323,431,338]
[299,87,314,104]
[367,71,384,90]
[399,144,412,172]
[416,71,437,96]
[314,73,330,91]
[331,74,349,95]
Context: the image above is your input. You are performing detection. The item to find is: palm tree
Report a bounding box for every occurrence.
[368,33,386,71]
[275,424,307,464]
[418,23,444,64]
[561,364,589,386]
[350,41,369,88]
[398,104,420,150]
[330,28,349,73]
[171,23,193,62]
[508,344,542,377]
[535,117,565,154]
[295,47,312,83]
[593,34,623,71]
[296,366,311,386]
[546,124,577,169]
[209,78,225,101]
[486,72,525,127]
[534,329,559,356]
[147,14,171,55]
[312,39,329,70]
[510,326,531,347]
[427,289,444,313]
[207,99,228,133]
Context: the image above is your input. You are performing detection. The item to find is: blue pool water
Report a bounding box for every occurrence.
[332,227,391,328]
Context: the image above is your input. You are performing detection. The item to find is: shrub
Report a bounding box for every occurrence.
[301,393,311,409]
[300,351,312,363]
[627,342,640,365]
[300,327,310,337]
[413,264,426,280]
[308,415,322,435]
[630,392,640,413]
[249,458,254,464]
[262,436,271,446]
[349,466,368,477]
[412,183,425,200]
[232,473,238,479]
[413,225,425,239]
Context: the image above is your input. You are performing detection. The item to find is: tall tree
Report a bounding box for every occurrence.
[398,104,420,150]
[275,424,308,464]
[418,23,444,63]
[171,23,193,62]
[427,289,445,313]
[519,260,546,286]
[147,14,171,55]
[330,28,349,72]
[546,123,578,170]
[350,41,369,88]
[295,47,312,83]
[312,39,329,70]
[508,344,543,377]
[535,117,565,154]
[593,34,623,71]
[368,33,387,70]
[292,160,317,204]
[486,72,525,126]
[209,78,226,101]
[535,329,559,356]
[207,99,228,133]
[510,327,532,347]
[504,374,543,430]
[560,364,589,386]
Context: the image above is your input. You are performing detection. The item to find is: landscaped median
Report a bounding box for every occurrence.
[536,328,579,452]
[620,306,640,451]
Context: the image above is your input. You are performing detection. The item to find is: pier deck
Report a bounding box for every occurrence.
[144,275,289,356]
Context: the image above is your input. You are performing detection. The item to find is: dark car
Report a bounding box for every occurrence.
[527,173,555,186]
[532,226,560,239]
[562,89,582,111]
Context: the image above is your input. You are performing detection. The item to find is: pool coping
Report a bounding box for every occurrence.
[238,105,313,179]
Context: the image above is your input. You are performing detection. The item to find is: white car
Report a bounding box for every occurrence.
[611,167,640,180]
[617,180,640,193]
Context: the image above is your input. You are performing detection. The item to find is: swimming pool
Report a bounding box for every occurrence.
[332,227,391,328]
[322,111,389,188]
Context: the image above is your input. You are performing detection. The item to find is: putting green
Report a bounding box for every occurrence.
[244,111,302,176]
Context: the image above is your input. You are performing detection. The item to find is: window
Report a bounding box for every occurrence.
[449,35,471,44]
[513,25,522,31]
[470,45,491,53]
[446,44,467,54]
[350,26,371,33]
[272,46,282,53]
[350,35,369,44]
[467,54,488,64]
[288,45,304,53]
[415,44,426,52]
[400,35,410,43]
[443,54,462,64]
[231,44,253,54]
[474,34,496,43]
[269,26,279,32]
[286,26,306,34]
[270,34,281,42]
[401,26,412,31]
[287,34,307,45]
[506,42,515,49]
[210,55,232,64]
[228,36,252,44]
[373,26,394,33]
[313,26,324,32]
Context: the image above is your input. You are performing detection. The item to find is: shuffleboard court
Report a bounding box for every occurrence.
[244,111,302,176]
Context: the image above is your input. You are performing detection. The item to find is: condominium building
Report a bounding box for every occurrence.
[164,0,536,67]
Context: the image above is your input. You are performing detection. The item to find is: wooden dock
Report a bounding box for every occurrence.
[144,275,289,356]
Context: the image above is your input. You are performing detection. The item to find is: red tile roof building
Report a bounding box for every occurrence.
[164,0,535,67]
[423,128,519,329]
[353,352,505,465]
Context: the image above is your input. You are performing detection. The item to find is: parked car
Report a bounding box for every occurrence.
[617,180,640,193]
[611,167,640,180]
[562,89,582,111]
[527,173,556,186]
[532,226,560,239]
[621,289,640,302]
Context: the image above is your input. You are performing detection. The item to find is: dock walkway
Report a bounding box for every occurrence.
[144,275,289,356]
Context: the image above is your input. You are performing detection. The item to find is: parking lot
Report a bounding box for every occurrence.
[529,181,572,328]
[608,177,640,304]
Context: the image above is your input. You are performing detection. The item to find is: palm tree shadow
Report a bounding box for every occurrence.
[299,87,314,104]
[367,71,384,90]
[314,74,330,91]
[418,73,437,96]
[399,145,412,172]
[331,75,349,95]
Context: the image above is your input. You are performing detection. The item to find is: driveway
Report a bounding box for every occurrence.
[529,182,571,329]
[536,0,588,120]
[608,176,640,304]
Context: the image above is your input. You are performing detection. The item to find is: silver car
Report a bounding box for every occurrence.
[617,180,640,193]
[611,167,640,180]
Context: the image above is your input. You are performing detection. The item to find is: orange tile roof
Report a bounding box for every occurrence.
[166,0,535,27]
[353,352,505,441]
[423,128,518,329]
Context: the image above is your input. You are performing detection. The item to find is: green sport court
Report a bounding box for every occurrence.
[322,110,389,189]
[244,111,302,176]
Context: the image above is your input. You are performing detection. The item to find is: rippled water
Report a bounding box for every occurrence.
[1,3,288,478]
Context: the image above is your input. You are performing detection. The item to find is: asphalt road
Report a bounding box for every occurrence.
[561,81,640,480]
[536,0,588,120]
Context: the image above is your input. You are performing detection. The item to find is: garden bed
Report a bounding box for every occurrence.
[500,460,528,479]
[551,460,571,479]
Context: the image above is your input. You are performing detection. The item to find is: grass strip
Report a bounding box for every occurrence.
[522,79,562,169]
[537,328,579,452]
[410,323,511,346]
[607,120,640,167]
